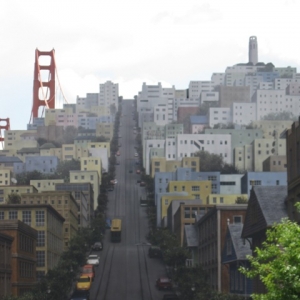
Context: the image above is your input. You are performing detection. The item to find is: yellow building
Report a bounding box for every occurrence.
[96,123,114,141]
[0,169,11,187]
[0,204,64,279]
[81,157,102,182]
[252,120,293,139]
[168,180,211,200]
[150,157,200,177]
[21,191,78,250]
[206,194,248,205]
[61,144,89,161]
[87,142,110,158]
[40,145,62,159]
[4,130,38,151]
[161,194,195,222]
[30,179,65,192]
[70,170,99,211]
[160,180,212,222]
[44,107,77,126]
[0,185,38,204]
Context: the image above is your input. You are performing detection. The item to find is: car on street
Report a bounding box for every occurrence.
[148,246,162,258]
[134,152,138,157]
[86,255,100,266]
[76,275,92,291]
[135,161,139,165]
[81,264,95,282]
[136,169,140,174]
[137,179,141,184]
[91,242,103,251]
[116,151,120,156]
[156,277,173,290]
[116,161,120,165]
[140,181,146,187]
[129,169,133,173]
[69,290,90,300]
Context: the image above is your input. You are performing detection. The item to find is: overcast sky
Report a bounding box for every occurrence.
[1,0,300,130]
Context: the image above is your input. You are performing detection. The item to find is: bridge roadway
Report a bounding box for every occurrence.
[89,100,168,300]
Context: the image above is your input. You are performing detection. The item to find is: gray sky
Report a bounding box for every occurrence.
[1,0,300,130]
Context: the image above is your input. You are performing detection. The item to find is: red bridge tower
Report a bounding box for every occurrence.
[31,49,56,119]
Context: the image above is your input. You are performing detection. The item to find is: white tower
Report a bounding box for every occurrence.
[249,36,258,65]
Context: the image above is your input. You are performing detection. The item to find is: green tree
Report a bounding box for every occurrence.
[262,111,297,121]
[54,159,80,182]
[235,196,248,204]
[7,193,21,204]
[240,211,300,299]
[15,170,45,185]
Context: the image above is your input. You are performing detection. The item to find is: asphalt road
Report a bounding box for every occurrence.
[89,100,168,300]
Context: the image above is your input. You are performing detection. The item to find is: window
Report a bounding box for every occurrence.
[174,186,177,191]
[22,211,31,226]
[233,216,242,223]
[9,211,18,220]
[0,211,4,219]
[182,186,185,191]
[37,251,45,267]
[192,186,200,191]
[220,197,224,204]
[164,199,169,205]
[37,231,45,247]
[184,208,190,218]
[36,211,45,226]
[213,197,217,204]
[250,180,261,186]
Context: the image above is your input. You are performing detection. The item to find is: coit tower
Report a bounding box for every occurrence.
[249,36,258,65]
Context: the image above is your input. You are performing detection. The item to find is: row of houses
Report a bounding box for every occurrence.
[156,116,300,297]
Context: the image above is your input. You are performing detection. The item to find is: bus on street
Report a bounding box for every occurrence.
[110,219,122,242]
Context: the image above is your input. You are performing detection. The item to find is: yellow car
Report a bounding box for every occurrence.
[76,275,92,291]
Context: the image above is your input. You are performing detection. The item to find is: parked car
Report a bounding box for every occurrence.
[137,179,141,184]
[136,169,140,174]
[116,161,120,165]
[129,169,133,173]
[116,151,120,156]
[76,275,92,291]
[69,290,90,300]
[81,264,95,281]
[92,242,103,251]
[135,161,139,165]
[148,246,162,258]
[134,152,138,157]
[140,181,146,187]
[86,255,100,266]
[156,277,173,290]
[162,294,179,300]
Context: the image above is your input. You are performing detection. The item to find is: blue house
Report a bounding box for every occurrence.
[222,223,252,297]
[241,171,287,197]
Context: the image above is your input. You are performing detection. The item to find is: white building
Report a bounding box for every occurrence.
[253,89,300,120]
[208,107,232,128]
[231,102,256,126]
[99,81,119,111]
[176,134,232,164]
[189,81,213,99]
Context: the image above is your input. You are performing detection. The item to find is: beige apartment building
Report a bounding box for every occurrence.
[21,191,79,250]
[0,185,38,204]
[70,170,99,211]
[0,204,64,279]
